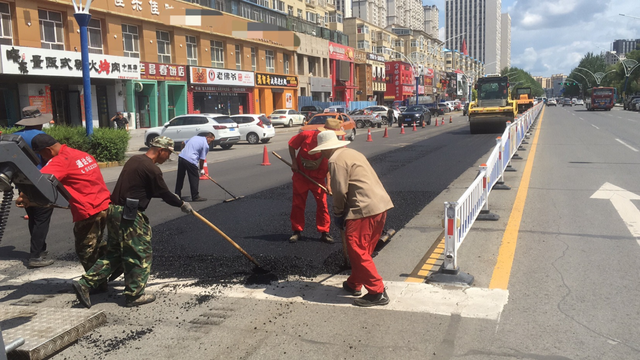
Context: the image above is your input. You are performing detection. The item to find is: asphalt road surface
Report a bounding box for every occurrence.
[2,107,640,359]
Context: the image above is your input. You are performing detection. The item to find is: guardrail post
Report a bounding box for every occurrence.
[476,164,500,221]
[493,137,511,190]
[428,202,474,286]
[512,121,523,160]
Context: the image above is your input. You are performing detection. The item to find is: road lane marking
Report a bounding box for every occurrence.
[489,107,545,290]
[579,117,584,121]
[591,124,600,130]
[406,235,445,283]
[625,118,637,123]
[615,139,639,152]
[591,183,640,246]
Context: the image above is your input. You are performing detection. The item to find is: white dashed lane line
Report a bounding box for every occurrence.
[591,124,599,130]
[616,138,639,152]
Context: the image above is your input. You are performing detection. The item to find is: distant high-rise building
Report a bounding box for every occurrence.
[445,0,501,74]
[423,5,439,39]
[550,74,566,98]
[386,0,424,31]
[336,0,352,18]
[612,39,639,55]
[352,0,387,28]
[500,13,510,71]
[604,51,625,66]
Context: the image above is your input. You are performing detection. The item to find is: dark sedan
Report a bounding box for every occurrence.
[398,105,431,127]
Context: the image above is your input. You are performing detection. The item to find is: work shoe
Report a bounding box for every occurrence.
[72,281,92,309]
[342,281,362,296]
[190,196,207,202]
[353,290,390,307]
[289,231,302,243]
[28,257,54,268]
[320,232,334,244]
[125,293,156,307]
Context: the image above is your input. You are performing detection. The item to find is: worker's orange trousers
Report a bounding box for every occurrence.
[344,212,387,294]
[290,172,330,233]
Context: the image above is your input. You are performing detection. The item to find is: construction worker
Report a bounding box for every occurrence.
[287,118,345,244]
[72,136,194,308]
[13,107,54,268]
[175,133,215,202]
[110,112,129,130]
[309,130,394,307]
[16,134,111,279]
[386,106,395,126]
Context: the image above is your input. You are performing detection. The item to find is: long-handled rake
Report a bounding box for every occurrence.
[204,175,245,203]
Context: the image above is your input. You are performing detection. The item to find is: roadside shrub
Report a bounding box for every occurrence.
[44,126,91,153]
[89,128,130,162]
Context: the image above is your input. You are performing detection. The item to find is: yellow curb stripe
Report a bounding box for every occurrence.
[489,107,546,290]
[405,237,445,283]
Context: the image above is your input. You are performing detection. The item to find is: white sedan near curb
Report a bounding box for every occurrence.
[269,109,306,127]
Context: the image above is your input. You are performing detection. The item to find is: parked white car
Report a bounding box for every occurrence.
[230,114,275,144]
[324,105,348,113]
[144,113,240,150]
[269,109,306,127]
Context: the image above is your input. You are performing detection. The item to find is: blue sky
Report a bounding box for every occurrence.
[426,0,640,77]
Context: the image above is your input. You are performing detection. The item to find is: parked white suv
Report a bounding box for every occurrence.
[144,113,240,150]
[269,109,306,127]
[230,114,275,144]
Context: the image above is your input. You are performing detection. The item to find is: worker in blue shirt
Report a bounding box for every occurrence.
[13,106,55,268]
[175,133,215,202]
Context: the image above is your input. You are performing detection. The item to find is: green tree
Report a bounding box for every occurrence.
[567,52,608,97]
[499,66,545,97]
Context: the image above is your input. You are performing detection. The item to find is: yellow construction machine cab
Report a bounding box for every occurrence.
[468,75,517,134]
[512,87,534,113]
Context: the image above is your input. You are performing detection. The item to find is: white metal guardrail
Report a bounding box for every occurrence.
[429,102,544,285]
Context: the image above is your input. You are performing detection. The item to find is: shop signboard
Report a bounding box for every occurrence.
[354,50,367,64]
[255,72,298,87]
[367,53,385,63]
[189,66,255,86]
[29,96,48,114]
[424,68,434,78]
[286,93,293,108]
[140,62,187,81]
[328,42,355,61]
[0,45,140,79]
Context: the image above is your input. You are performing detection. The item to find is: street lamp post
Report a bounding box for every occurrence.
[72,0,94,136]
[385,47,422,105]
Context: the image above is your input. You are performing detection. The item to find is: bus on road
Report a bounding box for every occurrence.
[586,87,615,111]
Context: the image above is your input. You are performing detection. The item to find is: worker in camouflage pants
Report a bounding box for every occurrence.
[72,137,193,308]
[76,205,152,301]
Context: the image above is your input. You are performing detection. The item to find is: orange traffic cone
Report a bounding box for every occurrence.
[422,120,425,128]
[435,118,439,127]
[383,127,388,138]
[412,122,417,131]
[342,134,346,140]
[449,116,452,123]
[441,118,444,125]
[366,128,373,142]
[199,162,210,180]
[261,145,271,166]
[400,124,405,134]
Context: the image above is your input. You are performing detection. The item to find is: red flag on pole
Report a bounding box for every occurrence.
[462,39,468,56]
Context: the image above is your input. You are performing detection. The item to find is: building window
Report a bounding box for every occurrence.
[306,11,316,23]
[235,44,242,70]
[287,5,293,15]
[357,40,370,50]
[156,30,171,63]
[265,50,275,73]
[297,9,302,18]
[283,53,290,74]
[0,2,12,46]
[39,10,64,50]
[122,24,140,58]
[251,47,256,71]
[278,0,285,12]
[186,35,198,66]
[87,19,103,54]
[211,40,224,68]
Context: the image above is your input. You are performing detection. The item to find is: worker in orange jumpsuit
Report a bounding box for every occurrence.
[287,118,346,243]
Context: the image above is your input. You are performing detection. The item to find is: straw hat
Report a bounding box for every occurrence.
[317,117,346,136]
[15,106,53,126]
[308,130,350,155]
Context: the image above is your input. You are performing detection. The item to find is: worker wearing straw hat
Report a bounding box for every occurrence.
[309,130,394,307]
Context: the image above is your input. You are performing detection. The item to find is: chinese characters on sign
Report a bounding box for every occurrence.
[140,62,186,81]
[1,46,140,79]
[255,72,298,87]
[189,67,255,86]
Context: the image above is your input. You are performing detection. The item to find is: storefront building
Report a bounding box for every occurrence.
[367,53,386,104]
[0,45,139,128]
[353,50,371,102]
[328,42,356,104]
[384,61,415,104]
[254,72,298,115]
[188,67,255,115]
[423,67,435,98]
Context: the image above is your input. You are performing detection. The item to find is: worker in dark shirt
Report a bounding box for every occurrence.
[72,136,193,308]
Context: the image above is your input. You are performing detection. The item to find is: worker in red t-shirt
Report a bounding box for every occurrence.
[287,117,346,243]
[16,134,112,277]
